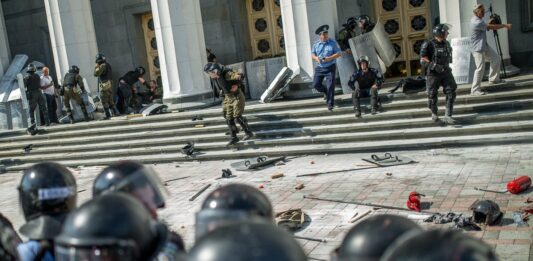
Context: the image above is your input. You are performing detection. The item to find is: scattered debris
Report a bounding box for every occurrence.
[303,195,436,214]
[271,173,284,179]
[385,172,393,177]
[181,142,195,156]
[164,176,190,186]
[23,144,33,154]
[512,212,529,227]
[294,235,327,243]
[258,184,265,189]
[406,191,425,212]
[474,176,531,194]
[424,212,481,231]
[215,169,235,180]
[349,210,371,223]
[276,209,305,231]
[189,184,211,201]
[191,115,204,121]
[310,160,315,164]
[294,183,305,190]
[230,156,286,171]
[362,153,417,167]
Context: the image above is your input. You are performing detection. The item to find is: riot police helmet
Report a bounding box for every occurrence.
[55,193,168,261]
[381,229,497,261]
[69,65,80,74]
[336,214,422,261]
[357,55,370,67]
[189,222,307,261]
[195,183,273,239]
[432,23,450,38]
[470,200,503,226]
[135,66,146,75]
[92,161,168,216]
[343,17,357,29]
[356,15,371,26]
[95,53,106,64]
[203,62,224,78]
[26,63,37,73]
[18,162,77,222]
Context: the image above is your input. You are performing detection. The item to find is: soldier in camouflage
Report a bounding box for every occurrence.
[337,17,357,54]
[94,53,118,119]
[62,65,90,123]
[204,63,254,146]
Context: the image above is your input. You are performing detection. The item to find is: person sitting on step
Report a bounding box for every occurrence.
[348,56,384,118]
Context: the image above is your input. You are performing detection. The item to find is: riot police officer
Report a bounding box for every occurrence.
[92,160,185,259]
[195,183,273,239]
[204,62,254,146]
[189,222,307,261]
[348,56,384,118]
[356,15,375,34]
[24,64,50,127]
[118,66,146,114]
[381,229,498,261]
[94,53,118,119]
[420,24,458,125]
[17,162,77,261]
[332,214,421,261]
[337,17,357,54]
[62,65,90,123]
[55,193,170,261]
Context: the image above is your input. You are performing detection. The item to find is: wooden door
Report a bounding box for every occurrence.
[141,13,161,83]
[246,0,285,59]
[374,0,432,78]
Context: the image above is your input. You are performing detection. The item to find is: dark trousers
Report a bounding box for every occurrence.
[352,87,378,111]
[313,64,336,108]
[44,94,58,123]
[426,70,457,116]
[117,82,132,114]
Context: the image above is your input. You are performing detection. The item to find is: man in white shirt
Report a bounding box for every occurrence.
[40,67,59,123]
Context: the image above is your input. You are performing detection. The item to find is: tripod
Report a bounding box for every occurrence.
[492,29,507,78]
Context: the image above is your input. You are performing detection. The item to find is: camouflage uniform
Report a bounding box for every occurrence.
[62,72,89,122]
[94,62,117,118]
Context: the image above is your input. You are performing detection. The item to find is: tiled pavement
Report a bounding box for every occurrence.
[0,144,532,260]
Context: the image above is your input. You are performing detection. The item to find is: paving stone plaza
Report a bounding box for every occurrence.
[1,144,532,260]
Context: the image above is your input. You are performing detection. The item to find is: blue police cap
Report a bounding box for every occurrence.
[315,24,329,35]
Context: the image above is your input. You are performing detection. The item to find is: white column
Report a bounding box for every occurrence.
[44,0,99,92]
[0,3,11,78]
[150,0,211,107]
[281,0,338,83]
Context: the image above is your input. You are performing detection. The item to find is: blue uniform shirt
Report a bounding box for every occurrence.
[312,38,341,68]
[17,240,55,261]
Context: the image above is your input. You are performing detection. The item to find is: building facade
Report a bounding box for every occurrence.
[0,0,531,108]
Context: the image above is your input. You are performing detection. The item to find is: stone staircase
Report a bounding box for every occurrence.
[1,76,533,172]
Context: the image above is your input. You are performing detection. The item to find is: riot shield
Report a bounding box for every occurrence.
[369,21,396,67]
[336,52,357,94]
[348,34,383,74]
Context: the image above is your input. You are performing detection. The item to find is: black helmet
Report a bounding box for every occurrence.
[95,53,106,64]
[381,229,497,261]
[470,200,503,226]
[181,141,195,156]
[69,65,80,74]
[26,63,36,73]
[203,62,223,75]
[136,66,146,75]
[189,222,307,261]
[18,162,77,222]
[356,15,371,25]
[55,193,168,261]
[92,160,168,211]
[432,23,450,38]
[343,17,357,29]
[357,55,370,67]
[336,214,421,261]
[195,183,273,239]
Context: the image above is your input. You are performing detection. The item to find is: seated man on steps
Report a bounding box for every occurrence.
[348,56,384,118]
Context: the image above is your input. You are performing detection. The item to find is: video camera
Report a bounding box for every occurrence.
[488,4,502,25]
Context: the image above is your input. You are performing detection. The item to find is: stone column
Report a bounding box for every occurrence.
[280,0,338,84]
[150,0,212,109]
[0,3,11,78]
[44,0,99,92]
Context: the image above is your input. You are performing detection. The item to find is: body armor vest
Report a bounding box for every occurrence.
[356,70,378,89]
[24,73,41,92]
[63,73,78,87]
[99,63,113,82]
[431,40,452,67]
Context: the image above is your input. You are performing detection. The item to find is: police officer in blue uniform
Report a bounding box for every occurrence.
[420,24,458,125]
[312,24,342,111]
[348,56,384,118]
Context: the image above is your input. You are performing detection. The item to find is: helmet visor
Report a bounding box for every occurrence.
[55,244,136,261]
[112,166,169,209]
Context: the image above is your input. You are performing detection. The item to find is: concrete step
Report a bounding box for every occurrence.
[1,99,532,152]
[4,131,533,172]
[1,87,532,144]
[6,118,533,164]
[0,79,530,138]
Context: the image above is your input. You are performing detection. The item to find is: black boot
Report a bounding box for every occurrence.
[355,109,362,118]
[226,118,240,146]
[68,114,75,124]
[236,116,254,141]
[104,109,112,120]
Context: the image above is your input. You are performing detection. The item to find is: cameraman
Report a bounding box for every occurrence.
[470,4,511,95]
